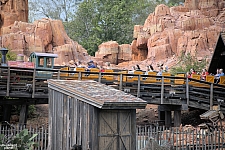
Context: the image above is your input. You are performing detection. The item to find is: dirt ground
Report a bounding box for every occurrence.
[26,104,49,128]
[26,104,225,128]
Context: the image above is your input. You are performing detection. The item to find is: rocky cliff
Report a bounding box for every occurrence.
[0,0,28,35]
[0,19,91,65]
[0,0,91,65]
[1,0,225,68]
[97,0,225,69]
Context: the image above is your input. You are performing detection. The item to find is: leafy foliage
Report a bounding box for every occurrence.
[170,53,208,75]
[65,0,159,56]
[0,49,17,62]
[28,0,82,22]
[0,129,38,150]
[28,0,184,56]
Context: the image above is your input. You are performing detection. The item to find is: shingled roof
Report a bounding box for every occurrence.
[48,79,147,109]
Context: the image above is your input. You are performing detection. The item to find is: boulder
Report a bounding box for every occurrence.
[95,41,119,64]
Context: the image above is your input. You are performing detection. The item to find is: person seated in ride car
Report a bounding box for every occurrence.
[215,68,224,79]
[186,71,191,78]
[86,60,96,69]
[200,69,209,80]
[156,67,163,81]
[190,68,196,78]
[215,69,224,83]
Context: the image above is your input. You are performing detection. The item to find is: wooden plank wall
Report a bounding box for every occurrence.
[98,110,136,150]
[48,89,99,150]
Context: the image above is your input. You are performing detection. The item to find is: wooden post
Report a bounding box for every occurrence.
[78,72,81,80]
[186,77,189,105]
[161,77,164,104]
[174,110,181,127]
[6,67,10,96]
[2,104,12,124]
[210,83,213,110]
[119,74,123,90]
[165,111,172,127]
[137,75,141,98]
[19,104,28,125]
[98,72,102,83]
[32,69,36,98]
[158,109,165,122]
[57,70,60,80]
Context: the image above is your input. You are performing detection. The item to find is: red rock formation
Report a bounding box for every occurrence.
[95,41,132,64]
[1,19,91,65]
[118,44,132,63]
[0,0,28,35]
[133,0,225,63]
[96,0,224,66]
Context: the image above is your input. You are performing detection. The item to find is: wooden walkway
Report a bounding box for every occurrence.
[0,66,225,113]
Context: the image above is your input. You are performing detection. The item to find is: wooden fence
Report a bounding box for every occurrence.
[0,124,225,150]
[0,124,48,150]
[136,125,225,150]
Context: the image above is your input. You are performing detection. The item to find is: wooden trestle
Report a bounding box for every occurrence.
[0,66,225,126]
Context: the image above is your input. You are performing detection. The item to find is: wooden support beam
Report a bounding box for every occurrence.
[161,77,164,104]
[165,111,172,127]
[6,67,10,96]
[2,104,12,123]
[186,77,189,105]
[158,105,182,111]
[57,70,60,80]
[98,72,102,83]
[78,72,81,80]
[137,75,141,98]
[210,83,213,110]
[119,74,123,90]
[19,104,28,125]
[32,69,36,98]
[174,110,181,127]
[158,110,165,121]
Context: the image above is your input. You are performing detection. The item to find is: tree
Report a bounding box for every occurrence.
[170,53,208,75]
[28,0,184,55]
[167,0,184,6]
[65,0,159,56]
[28,0,82,22]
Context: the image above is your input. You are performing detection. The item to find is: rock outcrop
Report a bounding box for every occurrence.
[0,0,28,35]
[95,41,132,64]
[136,0,225,62]
[0,0,91,65]
[1,19,91,65]
[97,0,225,68]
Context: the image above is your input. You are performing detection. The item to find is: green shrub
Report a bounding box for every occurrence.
[0,129,38,150]
[0,48,17,61]
[170,53,208,75]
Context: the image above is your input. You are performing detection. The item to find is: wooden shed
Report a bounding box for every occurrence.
[48,80,147,150]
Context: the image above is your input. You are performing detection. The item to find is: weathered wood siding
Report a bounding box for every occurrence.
[98,110,136,150]
[48,89,99,150]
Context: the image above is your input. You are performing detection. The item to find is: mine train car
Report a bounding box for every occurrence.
[0,48,58,79]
